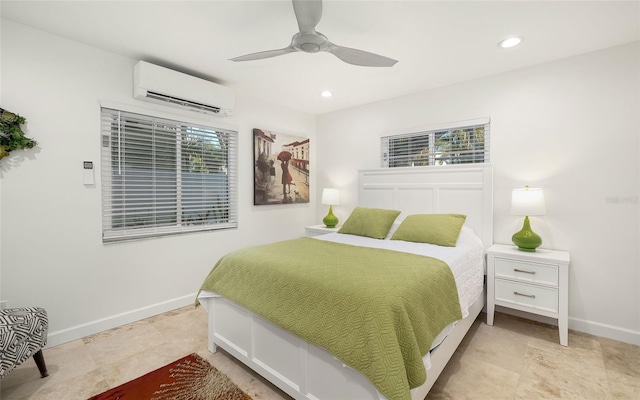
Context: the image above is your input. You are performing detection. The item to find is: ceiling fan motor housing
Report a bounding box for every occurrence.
[292,32,329,53]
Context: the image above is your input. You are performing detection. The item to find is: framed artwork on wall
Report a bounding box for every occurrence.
[253,128,310,205]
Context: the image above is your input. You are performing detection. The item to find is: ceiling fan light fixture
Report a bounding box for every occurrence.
[498,36,524,49]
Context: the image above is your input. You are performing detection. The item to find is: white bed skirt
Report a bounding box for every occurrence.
[198,289,485,400]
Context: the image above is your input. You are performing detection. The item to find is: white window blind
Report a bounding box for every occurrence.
[101,108,237,242]
[381,121,490,168]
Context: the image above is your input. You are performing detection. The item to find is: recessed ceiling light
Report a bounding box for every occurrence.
[498,36,523,49]
[320,90,333,98]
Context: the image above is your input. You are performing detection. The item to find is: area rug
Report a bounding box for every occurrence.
[88,353,253,400]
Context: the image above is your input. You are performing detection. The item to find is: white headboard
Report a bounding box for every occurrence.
[358,164,493,248]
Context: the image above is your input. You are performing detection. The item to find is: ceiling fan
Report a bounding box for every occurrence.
[230,0,398,67]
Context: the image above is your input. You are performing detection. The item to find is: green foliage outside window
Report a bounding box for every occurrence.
[434,126,485,165]
[182,128,228,173]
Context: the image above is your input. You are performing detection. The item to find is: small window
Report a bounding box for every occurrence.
[100,108,237,242]
[381,121,490,167]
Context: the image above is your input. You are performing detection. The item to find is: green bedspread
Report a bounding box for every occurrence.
[199,238,462,400]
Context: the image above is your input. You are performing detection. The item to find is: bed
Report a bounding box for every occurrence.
[198,164,493,400]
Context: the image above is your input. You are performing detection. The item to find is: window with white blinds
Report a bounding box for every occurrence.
[100,108,237,242]
[381,121,490,168]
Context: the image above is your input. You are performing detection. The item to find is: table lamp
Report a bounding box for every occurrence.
[511,186,546,252]
[321,188,340,228]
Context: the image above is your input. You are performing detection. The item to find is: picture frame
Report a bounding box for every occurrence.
[253,128,309,205]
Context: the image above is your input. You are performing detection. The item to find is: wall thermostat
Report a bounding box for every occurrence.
[83,161,94,185]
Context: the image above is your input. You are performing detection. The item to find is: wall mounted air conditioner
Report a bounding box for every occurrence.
[133,61,234,117]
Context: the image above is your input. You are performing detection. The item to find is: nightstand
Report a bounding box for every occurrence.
[486,244,570,346]
[305,224,340,237]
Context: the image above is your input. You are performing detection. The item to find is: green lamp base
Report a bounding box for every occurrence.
[512,216,542,252]
[323,205,338,228]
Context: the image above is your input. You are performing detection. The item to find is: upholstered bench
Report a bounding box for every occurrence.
[0,307,49,378]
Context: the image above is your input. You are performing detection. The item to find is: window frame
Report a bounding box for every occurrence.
[381,118,490,168]
[100,103,238,243]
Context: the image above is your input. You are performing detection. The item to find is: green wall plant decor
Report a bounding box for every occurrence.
[0,108,37,160]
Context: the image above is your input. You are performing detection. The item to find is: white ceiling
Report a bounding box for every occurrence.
[2,1,639,115]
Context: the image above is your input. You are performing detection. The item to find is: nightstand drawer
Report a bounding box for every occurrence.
[495,279,558,313]
[495,258,558,286]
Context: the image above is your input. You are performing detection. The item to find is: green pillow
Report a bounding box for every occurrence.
[338,207,401,239]
[391,214,467,247]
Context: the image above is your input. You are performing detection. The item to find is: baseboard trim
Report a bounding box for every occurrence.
[569,316,640,346]
[46,293,197,347]
[495,306,640,346]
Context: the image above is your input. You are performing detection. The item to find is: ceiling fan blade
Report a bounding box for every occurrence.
[327,43,398,67]
[230,46,296,62]
[292,0,322,34]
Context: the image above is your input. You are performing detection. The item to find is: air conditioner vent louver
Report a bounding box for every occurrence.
[145,91,222,114]
[133,61,234,117]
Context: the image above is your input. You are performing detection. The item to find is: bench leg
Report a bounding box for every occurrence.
[33,349,48,378]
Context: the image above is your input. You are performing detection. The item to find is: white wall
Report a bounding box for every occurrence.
[0,20,317,346]
[317,42,640,345]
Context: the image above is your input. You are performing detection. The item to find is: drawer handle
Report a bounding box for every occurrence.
[514,291,536,299]
[514,268,536,274]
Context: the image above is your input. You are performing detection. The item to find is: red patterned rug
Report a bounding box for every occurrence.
[88,353,252,400]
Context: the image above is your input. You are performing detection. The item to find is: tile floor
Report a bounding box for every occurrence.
[1,307,638,400]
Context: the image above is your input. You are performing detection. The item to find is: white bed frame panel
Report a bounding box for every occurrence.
[358,164,493,248]
[203,164,493,400]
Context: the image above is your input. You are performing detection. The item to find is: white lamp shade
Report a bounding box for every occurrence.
[511,187,546,216]
[321,188,340,206]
